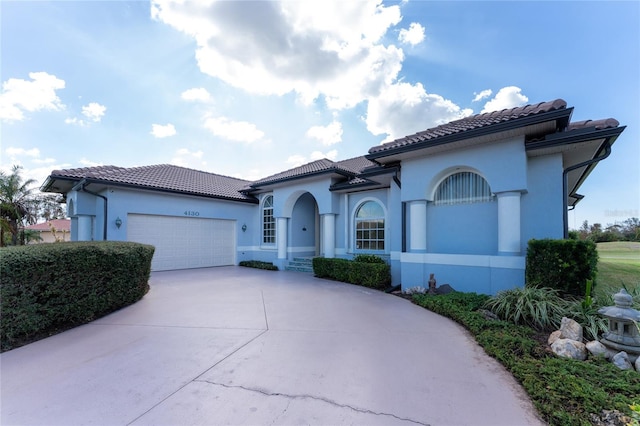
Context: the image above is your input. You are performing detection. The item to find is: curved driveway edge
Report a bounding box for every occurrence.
[1,267,544,426]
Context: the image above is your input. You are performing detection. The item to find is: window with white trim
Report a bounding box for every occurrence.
[434,172,493,206]
[355,201,385,250]
[262,195,275,244]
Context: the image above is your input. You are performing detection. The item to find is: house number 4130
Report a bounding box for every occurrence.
[184,210,200,217]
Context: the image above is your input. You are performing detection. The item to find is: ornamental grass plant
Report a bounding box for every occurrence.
[483,285,568,331]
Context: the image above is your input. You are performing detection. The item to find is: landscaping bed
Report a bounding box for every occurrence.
[411,292,640,426]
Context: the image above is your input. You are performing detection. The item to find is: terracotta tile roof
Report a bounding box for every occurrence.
[25,219,70,231]
[249,156,375,188]
[567,118,619,131]
[335,156,377,174]
[49,164,256,202]
[368,99,569,157]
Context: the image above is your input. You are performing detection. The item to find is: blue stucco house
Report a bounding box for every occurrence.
[41,99,625,294]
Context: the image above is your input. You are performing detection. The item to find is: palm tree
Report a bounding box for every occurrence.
[0,165,38,246]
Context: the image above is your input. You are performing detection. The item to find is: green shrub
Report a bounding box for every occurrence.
[238,260,278,270]
[526,238,598,296]
[353,254,386,264]
[312,257,390,290]
[0,241,154,352]
[484,286,568,331]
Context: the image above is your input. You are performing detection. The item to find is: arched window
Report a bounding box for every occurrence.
[434,172,493,206]
[355,200,385,250]
[262,195,275,244]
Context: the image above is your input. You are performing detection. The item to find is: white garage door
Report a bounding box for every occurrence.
[127,214,236,271]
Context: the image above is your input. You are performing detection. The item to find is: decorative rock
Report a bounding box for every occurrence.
[611,351,633,371]
[548,330,562,346]
[435,284,455,295]
[560,317,583,342]
[589,409,634,426]
[586,341,608,358]
[551,338,588,361]
[635,356,640,372]
[478,309,499,321]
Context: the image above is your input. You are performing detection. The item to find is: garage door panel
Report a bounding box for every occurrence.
[127,214,236,271]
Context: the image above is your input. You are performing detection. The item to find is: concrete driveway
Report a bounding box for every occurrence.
[1,267,544,426]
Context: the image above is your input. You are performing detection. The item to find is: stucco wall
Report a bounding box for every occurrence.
[426,201,498,254]
[521,153,564,247]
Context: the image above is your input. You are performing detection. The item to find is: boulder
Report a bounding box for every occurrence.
[551,338,588,361]
[559,317,583,342]
[586,341,608,358]
[611,352,633,371]
[548,330,562,346]
[477,309,499,321]
[435,284,455,295]
[635,356,640,372]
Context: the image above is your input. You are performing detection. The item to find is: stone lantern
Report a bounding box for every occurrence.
[598,289,640,363]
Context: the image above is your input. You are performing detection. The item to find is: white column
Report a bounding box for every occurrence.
[497,191,521,254]
[409,200,427,252]
[277,217,288,260]
[322,214,336,258]
[77,215,93,241]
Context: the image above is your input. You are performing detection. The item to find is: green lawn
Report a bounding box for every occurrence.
[596,241,640,295]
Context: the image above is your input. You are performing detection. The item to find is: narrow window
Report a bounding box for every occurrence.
[355,201,385,251]
[434,172,493,205]
[262,195,275,244]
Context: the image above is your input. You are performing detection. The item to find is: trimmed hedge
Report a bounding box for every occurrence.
[312,256,391,290]
[238,260,278,271]
[526,238,598,296]
[0,241,154,352]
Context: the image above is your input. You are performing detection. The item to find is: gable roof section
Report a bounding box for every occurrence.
[25,219,71,232]
[42,164,257,203]
[248,156,377,190]
[367,99,571,161]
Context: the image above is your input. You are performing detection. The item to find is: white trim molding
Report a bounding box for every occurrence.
[401,252,525,270]
[497,191,522,254]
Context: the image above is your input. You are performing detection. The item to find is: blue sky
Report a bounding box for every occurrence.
[1,0,638,228]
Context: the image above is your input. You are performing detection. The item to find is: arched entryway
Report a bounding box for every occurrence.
[290,192,319,258]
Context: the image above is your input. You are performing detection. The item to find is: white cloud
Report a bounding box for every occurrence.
[151,123,177,138]
[5,147,41,157]
[171,148,206,168]
[65,117,86,126]
[65,102,107,126]
[366,82,473,142]
[79,158,103,167]
[481,86,528,113]
[33,158,56,165]
[0,72,65,122]
[472,89,492,102]
[310,149,338,161]
[82,102,106,122]
[306,121,343,146]
[151,1,476,142]
[27,164,72,188]
[286,154,307,167]
[286,149,338,167]
[203,116,264,143]
[151,0,403,109]
[398,22,425,46]
[181,87,211,102]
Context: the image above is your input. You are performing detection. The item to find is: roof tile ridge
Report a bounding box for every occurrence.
[132,163,252,183]
[567,117,619,131]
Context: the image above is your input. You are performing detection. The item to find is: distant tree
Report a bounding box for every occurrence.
[621,217,640,241]
[579,220,590,240]
[31,193,66,221]
[574,217,640,242]
[0,165,38,246]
